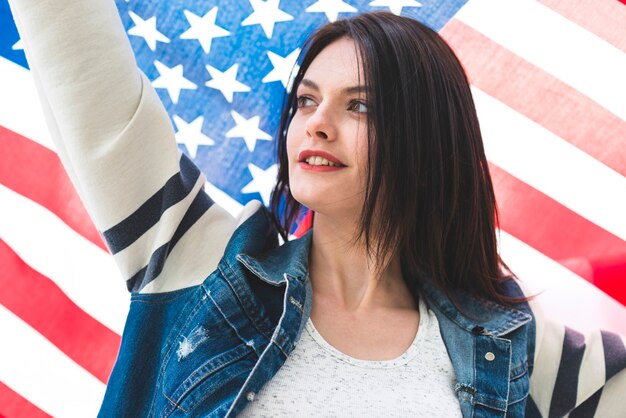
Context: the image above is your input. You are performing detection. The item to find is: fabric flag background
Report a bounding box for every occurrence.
[1,0,625,416]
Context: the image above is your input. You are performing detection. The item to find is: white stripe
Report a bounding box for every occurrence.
[0,56,54,150]
[0,305,105,417]
[473,87,626,242]
[528,310,564,418]
[576,329,606,408]
[456,0,626,121]
[0,184,128,334]
[594,367,626,418]
[498,230,626,335]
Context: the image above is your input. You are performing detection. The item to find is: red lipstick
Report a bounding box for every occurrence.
[297,150,347,172]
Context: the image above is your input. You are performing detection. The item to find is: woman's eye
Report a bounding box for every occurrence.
[296,96,315,108]
[348,100,368,113]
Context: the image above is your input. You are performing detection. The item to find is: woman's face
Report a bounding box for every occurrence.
[286,37,369,219]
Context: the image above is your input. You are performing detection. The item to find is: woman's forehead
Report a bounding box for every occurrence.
[303,38,364,89]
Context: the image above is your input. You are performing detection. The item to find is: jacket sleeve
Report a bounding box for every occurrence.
[8,0,258,293]
[527,302,626,417]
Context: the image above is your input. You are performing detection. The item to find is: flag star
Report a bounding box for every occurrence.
[305,0,357,22]
[368,0,422,15]
[205,64,251,103]
[241,0,294,39]
[226,111,272,152]
[127,11,170,51]
[152,60,197,104]
[12,39,23,50]
[173,115,214,158]
[262,48,301,90]
[241,163,278,205]
[180,8,230,54]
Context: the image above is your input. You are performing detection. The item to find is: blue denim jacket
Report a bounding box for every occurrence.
[99,207,534,418]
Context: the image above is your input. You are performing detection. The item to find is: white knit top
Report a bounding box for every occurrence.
[239,297,463,417]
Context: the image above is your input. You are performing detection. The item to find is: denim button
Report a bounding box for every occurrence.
[472,326,485,335]
[246,391,255,401]
[485,352,496,361]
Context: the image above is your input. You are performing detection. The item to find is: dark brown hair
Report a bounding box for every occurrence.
[270,11,518,305]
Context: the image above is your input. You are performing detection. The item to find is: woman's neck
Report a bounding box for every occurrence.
[308,212,417,313]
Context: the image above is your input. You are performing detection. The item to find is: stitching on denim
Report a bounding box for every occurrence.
[510,361,528,381]
[175,344,251,400]
[220,262,274,340]
[131,289,195,304]
[172,339,244,396]
[223,287,292,416]
[180,364,250,414]
[149,290,204,415]
[163,392,188,413]
[474,398,508,412]
[156,296,207,392]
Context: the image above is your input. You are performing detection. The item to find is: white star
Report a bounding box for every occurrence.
[241,0,293,39]
[12,39,23,50]
[173,115,214,158]
[180,8,230,54]
[205,64,251,103]
[226,111,272,152]
[305,0,357,22]
[241,163,278,205]
[152,60,197,104]
[127,11,170,51]
[262,48,301,90]
[368,0,422,15]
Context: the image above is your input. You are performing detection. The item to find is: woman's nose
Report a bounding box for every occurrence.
[305,105,336,141]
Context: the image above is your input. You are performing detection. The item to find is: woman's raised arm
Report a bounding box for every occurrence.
[9,0,254,293]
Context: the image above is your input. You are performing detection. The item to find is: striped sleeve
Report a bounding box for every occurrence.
[528,303,626,417]
[8,0,251,293]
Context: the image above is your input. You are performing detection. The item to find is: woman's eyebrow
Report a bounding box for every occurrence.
[300,78,367,95]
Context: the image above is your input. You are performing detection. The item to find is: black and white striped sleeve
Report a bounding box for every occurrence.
[9,0,255,294]
[528,305,626,417]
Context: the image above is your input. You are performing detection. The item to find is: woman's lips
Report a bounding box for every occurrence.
[297,150,346,172]
[298,162,345,172]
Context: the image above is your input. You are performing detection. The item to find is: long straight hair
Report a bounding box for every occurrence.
[270,12,519,305]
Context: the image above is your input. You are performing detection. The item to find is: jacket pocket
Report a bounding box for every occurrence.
[504,361,530,417]
[158,286,259,417]
[508,361,529,406]
[162,342,255,416]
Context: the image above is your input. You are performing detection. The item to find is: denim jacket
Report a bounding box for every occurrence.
[99,207,535,418]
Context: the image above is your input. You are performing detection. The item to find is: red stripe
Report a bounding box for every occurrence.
[490,164,626,305]
[0,381,51,418]
[0,126,106,251]
[440,20,626,178]
[0,239,121,383]
[537,0,626,53]
[294,210,313,238]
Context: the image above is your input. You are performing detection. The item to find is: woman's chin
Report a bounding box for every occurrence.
[291,189,361,217]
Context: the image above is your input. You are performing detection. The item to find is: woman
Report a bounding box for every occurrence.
[9,0,625,416]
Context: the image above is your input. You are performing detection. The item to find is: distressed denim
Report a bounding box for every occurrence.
[99,207,534,417]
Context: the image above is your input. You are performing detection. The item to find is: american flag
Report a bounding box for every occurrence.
[1,0,625,416]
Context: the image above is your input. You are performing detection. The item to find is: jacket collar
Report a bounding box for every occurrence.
[220,206,311,285]
[236,231,311,284]
[419,277,533,337]
[230,207,531,336]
